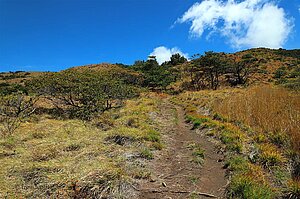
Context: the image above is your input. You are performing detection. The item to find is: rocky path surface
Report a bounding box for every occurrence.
[137,99,227,199]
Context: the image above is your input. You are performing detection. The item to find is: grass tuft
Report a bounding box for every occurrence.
[228,175,274,199]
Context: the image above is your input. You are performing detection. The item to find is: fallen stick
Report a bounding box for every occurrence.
[141,189,217,198]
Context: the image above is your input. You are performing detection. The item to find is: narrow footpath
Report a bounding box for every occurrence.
[138,99,227,199]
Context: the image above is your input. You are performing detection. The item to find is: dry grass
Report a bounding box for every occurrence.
[172,85,299,198]
[212,85,300,153]
[0,93,163,198]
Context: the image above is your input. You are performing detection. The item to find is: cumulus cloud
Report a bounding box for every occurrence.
[177,0,293,48]
[149,46,188,65]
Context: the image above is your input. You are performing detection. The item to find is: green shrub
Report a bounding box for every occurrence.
[258,144,285,167]
[274,67,287,79]
[28,69,140,120]
[0,83,28,95]
[284,77,300,90]
[0,94,36,137]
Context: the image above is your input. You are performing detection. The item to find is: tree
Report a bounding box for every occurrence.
[226,54,257,86]
[0,94,36,136]
[28,69,139,120]
[165,53,187,66]
[131,57,175,90]
[193,51,225,90]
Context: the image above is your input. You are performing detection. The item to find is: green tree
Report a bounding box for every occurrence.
[131,56,175,90]
[226,54,257,86]
[162,53,187,66]
[28,69,139,120]
[193,51,225,90]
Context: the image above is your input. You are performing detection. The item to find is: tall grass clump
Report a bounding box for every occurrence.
[212,86,300,154]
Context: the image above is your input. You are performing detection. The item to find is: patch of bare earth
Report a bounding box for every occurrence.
[137,99,227,199]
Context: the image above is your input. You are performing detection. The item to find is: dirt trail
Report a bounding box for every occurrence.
[138,99,227,199]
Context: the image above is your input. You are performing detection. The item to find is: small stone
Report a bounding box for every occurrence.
[150,178,156,182]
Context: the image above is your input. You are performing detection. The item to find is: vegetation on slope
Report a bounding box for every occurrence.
[0,47,299,198]
[171,85,300,198]
[0,93,163,198]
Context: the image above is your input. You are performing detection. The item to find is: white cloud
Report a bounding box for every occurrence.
[177,0,293,48]
[149,46,188,65]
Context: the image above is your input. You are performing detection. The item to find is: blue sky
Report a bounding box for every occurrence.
[0,0,299,72]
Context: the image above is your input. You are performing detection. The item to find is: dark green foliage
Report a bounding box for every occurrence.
[287,66,300,78]
[226,54,257,86]
[0,83,28,95]
[162,53,187,66]
[273,65,300,90]
[28,69,139,120]
[276,49,300,59]
[192,51,226,90]
[0,72,28,80]
[131,57,176,90]
[274,67,287,79]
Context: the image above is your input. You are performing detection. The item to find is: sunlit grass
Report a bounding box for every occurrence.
[0,94,163,198]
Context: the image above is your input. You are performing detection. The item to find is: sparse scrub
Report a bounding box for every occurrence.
[269,131,289,147]
[28,69,140,120]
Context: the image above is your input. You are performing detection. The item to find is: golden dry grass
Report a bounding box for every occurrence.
[0,93,163,198]
[172,85,299,197]
[212,85,300,153]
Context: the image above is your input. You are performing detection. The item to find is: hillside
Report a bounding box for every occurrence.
[0,48,300,198]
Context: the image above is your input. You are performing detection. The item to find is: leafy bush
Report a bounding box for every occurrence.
[0,83,28,95]
[131,58,176,90]
[28,69,140,120]
[274,67,287,79]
